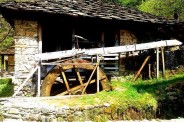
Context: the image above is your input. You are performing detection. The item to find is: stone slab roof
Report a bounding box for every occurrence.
[0,0,172,24]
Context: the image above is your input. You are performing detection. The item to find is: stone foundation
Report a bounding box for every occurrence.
[0,97,111,121]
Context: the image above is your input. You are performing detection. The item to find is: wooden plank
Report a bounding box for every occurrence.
[99,62,118,65]
[102,58,119,61]
[35,40,182,61]
[103,67,119,70]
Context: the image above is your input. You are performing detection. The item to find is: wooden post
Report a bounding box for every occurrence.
[156,47,159,78]
[1,55,4,77]
[37,23,42,97]
[148,63,151,79]
[161,47,165,78]
[133,56,151,81]
[96,55,100,93]
[37,63,41,97]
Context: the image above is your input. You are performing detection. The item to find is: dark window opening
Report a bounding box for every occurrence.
[42,20,72,53]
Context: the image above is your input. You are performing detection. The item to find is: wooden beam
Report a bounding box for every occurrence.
[156,48,159,78]
[133,56,151,81]
[96,55,100,93]
[148,64,151,79]
[72,60,85,90]
[75,68,84,89]
[35,40,182,61]
[60,68,71,95]
[37,23,42,97]
[37,63,41,97]
[13,66,38,97]
[161,47,165,78]
[38,23,42,54]
[1,55,4,77]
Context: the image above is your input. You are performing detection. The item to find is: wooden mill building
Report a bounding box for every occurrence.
[0,47,14,77]
[0,0,180,96]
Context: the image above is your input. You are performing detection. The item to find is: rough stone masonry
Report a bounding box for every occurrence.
[13,20,39,96]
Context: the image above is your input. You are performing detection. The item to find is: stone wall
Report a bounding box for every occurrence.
[13,20,39,96]
[0,97,111,121]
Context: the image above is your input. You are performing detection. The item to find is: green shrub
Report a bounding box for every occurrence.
[0,78,14,97]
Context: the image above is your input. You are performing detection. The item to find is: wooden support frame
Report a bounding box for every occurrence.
[156,48,159,78]
[81,58,101,94]
[133,56,151,81]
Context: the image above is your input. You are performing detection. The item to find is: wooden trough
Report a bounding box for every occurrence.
[13,39,182,97]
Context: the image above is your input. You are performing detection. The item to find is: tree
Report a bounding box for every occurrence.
[138,0,184,21]
[0,16,14,51]
[117,0,144,8]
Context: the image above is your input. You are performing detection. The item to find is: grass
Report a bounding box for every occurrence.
[47,74,184,107]
[132,74,184,100]
[0,78,14,97]
[43,73,184,120]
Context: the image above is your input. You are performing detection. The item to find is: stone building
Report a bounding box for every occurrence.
[0,0,179,96]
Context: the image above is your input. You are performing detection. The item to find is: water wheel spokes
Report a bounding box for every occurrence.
[41,59,110,96]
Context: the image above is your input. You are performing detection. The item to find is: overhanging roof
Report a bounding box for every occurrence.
[0,0,173,24]
[159,22,184,42]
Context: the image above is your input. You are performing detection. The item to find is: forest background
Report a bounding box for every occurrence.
[0,0,184,50]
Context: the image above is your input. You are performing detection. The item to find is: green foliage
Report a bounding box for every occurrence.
[0,78,14,97]
[0,16,14,51]
[108,0,184,21]
[117,0,143,8]
[139,0,184,20]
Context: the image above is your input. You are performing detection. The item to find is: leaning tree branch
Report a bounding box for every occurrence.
[0,27,12,43]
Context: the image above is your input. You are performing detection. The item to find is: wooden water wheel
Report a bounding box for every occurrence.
[41,59,111,96]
